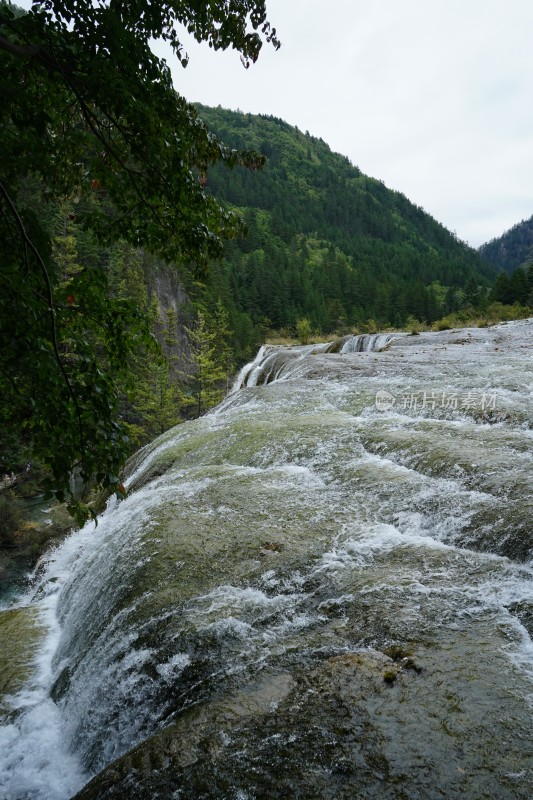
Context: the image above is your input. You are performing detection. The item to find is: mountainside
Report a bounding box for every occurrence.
[195,104,495,333]
[479,216,533,273]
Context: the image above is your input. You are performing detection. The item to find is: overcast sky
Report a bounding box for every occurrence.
[151,0,533,248]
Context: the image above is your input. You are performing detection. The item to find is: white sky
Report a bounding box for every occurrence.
[151,0,533,248]
[16,0,533,246]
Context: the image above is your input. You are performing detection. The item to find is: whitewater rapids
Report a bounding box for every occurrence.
[1,320,532,799]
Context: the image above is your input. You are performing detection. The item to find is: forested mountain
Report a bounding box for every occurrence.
[479,216,533,273]
[194,104,495,336]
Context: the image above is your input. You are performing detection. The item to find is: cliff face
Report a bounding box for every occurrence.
[147,261,193,376]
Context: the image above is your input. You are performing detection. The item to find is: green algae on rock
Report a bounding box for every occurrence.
[0,607,44,716]
[2,320,533,799]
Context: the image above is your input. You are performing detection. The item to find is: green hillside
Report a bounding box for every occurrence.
[479,216,533,273]
[195,104,495,337]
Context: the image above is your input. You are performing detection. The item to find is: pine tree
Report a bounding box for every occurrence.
[124,298,189,444]
[186,302,234,417]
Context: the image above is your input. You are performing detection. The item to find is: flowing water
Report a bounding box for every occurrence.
[1,320,532,799]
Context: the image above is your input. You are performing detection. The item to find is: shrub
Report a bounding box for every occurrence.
[295,318,313,345]
[406,315,422,335]
[362,318,379,334]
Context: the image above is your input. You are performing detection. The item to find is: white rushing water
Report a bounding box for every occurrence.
[1,320,532,799]
[0,525,99,799]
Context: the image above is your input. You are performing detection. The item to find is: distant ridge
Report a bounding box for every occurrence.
[479,216,533,274]
[195,104,495,330]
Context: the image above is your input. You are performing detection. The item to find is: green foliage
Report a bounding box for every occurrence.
[191,105,496,336]
[490,265,532,307]
[405,315,424,335]
[1,198,141,502]
[484,302,531,323]
[0,1,279,519]
[432,302,531,331]
[0,1,278,263]
[463,276,482,307]
[479,216,533,273]
[295,317,312,344]
[123,296,192,444]
[0,492,22,547]
[185,300,234,417]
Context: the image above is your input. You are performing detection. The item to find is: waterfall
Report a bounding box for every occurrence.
[1,318,533,800]
[339,332,395,352]
[232,332,398,391]
[230,344,269,392]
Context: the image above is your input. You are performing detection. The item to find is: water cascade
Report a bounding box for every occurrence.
[339,332,395,353]
[232,333,396,391]
[1,319,532,799]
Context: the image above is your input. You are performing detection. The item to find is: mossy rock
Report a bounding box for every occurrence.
[0,606,44,716]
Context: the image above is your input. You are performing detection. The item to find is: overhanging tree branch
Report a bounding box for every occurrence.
[0,31,59,71]
[0,0,279,517]
[0,178,86,462]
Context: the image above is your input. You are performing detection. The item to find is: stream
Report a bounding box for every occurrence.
[1,319,532,799]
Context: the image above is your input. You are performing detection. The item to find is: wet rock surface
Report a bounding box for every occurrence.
[1,320,533,799]
[74,638,533,799]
